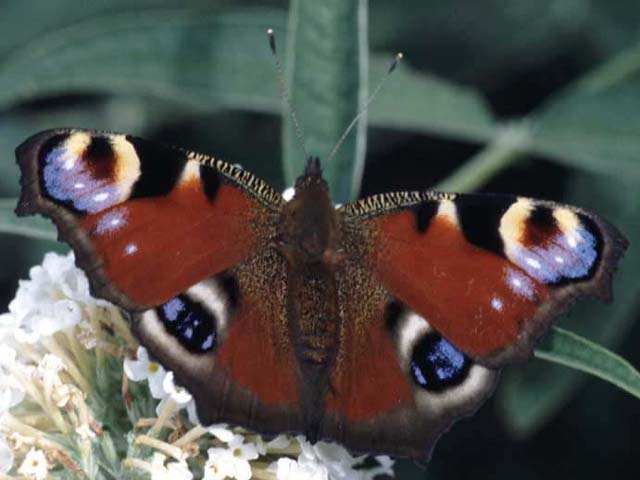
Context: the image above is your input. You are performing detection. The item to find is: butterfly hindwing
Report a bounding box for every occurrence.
[339,191,627,367]
[320,260,497,461]
[15,129,283,311]
[133,249,305,434]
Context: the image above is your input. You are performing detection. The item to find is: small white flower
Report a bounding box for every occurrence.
[0,370,25,413]
[37,353,66,376]
[267,435,292,450]
[205,434,259,480]
[76,319,97,349]
[365,456,395,479]
[162,372,192,404]
[0,344,17,368]
[150,452,193,480]
[35,353,66,389]
[312,440,365,479]
[0,436,13,473]
[75,424,96,440]
[209,424,235,443]
[154,372,193,416]
[204,449,235,480]
[7,252,97,344]
[124,346,167,399]
[0,315,18,345]
[186,399,200,424]
[52,382,78,408]
[273,457,328,480]
[276,436,385,480]
[255,433,292,455]
[18,447,48,479]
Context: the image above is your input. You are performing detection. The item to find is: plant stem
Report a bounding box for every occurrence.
[435,122,532,193]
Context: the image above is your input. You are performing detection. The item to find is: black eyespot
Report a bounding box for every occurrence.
[410,333,471,392]
[156,295,217,353]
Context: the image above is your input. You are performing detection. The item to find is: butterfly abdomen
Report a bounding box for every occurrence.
[287,262,340,366]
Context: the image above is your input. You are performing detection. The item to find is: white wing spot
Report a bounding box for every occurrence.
[124,243,138,255]
[490,297,504,311]
[92,192,110,203]
[525,257,541,269]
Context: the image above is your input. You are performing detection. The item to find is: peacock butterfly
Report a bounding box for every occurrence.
[14,128,627,461]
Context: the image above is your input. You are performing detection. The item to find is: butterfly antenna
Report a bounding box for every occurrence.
[267,28,310,159]
[326,52,403,165]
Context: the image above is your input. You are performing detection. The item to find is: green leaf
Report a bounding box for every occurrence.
[534,327,640,400]
[0,198,56,241]
[0,8,497,190]
[530,83,640,180]
[283,0,367,202]
[0,9,286,113]
[368,56,496,144]
[528,41,640,180]
[497,172,640,436]
[574,41,640,93]
[0,0,218,59]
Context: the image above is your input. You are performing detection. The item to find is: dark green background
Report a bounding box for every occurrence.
[0,1,638,479]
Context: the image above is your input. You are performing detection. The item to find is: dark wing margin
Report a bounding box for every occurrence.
[339,191,627,368]
[15,128,283,311]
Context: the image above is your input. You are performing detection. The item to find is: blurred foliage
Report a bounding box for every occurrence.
[0,1,638,479]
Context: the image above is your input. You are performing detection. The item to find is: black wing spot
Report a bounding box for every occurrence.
[455,194,517,257]
[218,273,240,313]
[412,201,438,233]
[384,300,404,333]
[127,136,187,198]
[200,164,221,202]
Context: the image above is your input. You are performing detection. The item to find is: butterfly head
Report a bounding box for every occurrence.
[295,156,327,192]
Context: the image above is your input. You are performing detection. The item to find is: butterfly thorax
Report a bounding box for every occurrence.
[275,158,340,265]
[276,158,343,368]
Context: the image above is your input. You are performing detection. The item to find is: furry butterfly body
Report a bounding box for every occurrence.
[15,129,627,461]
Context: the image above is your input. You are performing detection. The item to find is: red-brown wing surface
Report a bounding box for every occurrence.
[16,129,282,311]
[339,191,627,367]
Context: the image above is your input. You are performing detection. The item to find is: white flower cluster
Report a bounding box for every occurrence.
[1,252,107,344]
[0,251,395,479]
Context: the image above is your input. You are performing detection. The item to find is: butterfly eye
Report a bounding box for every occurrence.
[409,333,471,392]
[155,294,217,353]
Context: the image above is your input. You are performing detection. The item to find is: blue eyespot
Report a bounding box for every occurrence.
[410,334,470,391]
[157,295,216,353]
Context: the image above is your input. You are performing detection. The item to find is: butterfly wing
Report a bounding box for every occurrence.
[338,191,627,367]
[16,129,282,311]
[133,249,305,433]
[319,191,626,461]
[16,129,305,430]
[320,259,497,461]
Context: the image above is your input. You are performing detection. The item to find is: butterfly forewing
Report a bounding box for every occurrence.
[15,129,282,311]
[338,191,628,367]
